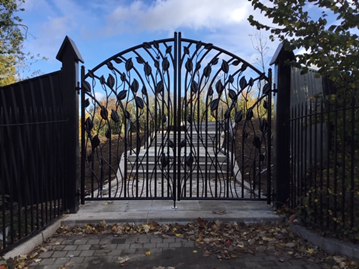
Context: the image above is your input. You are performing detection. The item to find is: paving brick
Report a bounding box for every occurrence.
[79,250,95,257]
[39,258,55,265]
[74,239,88,245]
[38,251,53,258]
[53,257,70,265]
[51,251,68,258]
[76,244,91,250]
[69,256,85,264]
[63,245,78,251]
[67,250,81,257]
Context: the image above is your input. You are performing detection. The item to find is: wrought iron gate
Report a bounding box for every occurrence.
[80,33,272,204]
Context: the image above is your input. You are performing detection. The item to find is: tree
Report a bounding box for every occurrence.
[248,0,359,240]
[248,0,359,92]
[0,55,17,86]
[0,0,43,86]
[249,31,270,73]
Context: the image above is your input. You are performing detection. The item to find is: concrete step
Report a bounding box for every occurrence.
[126,148,229,163]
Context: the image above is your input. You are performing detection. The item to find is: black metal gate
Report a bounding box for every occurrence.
[80,33,272,205]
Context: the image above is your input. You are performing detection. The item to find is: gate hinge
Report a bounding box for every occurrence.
[76,188,81,203]
[76,82,81,94]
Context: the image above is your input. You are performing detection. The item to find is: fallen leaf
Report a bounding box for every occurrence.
[117,255,130,264]
[212,210,226,215]
[193,250,197,254]
[142,224,150,233]
[145,251,151,256]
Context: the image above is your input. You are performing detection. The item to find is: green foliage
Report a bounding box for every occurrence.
[248,0,359,92]
[295,93,359,241]
[248,0,359,240]
[0,0,46,86]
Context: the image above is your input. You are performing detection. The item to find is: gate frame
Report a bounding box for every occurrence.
[80,32,273,205]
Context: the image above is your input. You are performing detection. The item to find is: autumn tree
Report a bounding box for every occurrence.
[0,0,43,86]
[248,0,359,92]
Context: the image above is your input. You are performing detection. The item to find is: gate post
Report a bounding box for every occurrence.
[270,43,295,208]
[56,36,84,213]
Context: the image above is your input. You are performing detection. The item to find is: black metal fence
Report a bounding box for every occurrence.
[0,72,66,253]
[289,92,359,238]
[0,36,82,254]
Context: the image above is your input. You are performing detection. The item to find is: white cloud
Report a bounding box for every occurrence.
[103,0,251,35]
[94,91,106,101]
[20,0,279,76]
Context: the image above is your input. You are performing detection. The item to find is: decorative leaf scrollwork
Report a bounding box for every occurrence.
[252,136,261,149]
[107,74,115,89]
[185,58,193,72]
[162,57,170,71]
[136,56,145,64]
[203,64,212,77]
[240,76,247,90]
[156,80,164,94]
[215,80,224,94]
[91,135,100,149]
[210,98,219,111]
[82,80,91,92]
[144,62,152,76]
[125,58,133,71]
[111,109,120,122]
[228,89,237,100]
[185,153,194,167]
[131,79,139,93]
[207,87,214,96]
[191,81,198,94]
[235,110,243,123]
[135,96,145,109]
[166,45,172,54]
[106,61,114,70]
[221,60,229,73]
[263,83,271,95]
[83,98,90,107]
[117,90,127,101]
[161,153,169,168]
[85,117,93,132]
[246,108,254,120]
[100,106,108,120]
[105,128,111,139]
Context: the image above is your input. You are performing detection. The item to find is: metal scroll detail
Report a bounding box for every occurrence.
[80,33,272,202]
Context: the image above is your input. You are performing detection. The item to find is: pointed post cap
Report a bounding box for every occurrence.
[270,43,295,66]
[56,36,84,63]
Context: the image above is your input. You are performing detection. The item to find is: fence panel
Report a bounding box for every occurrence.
[289,94,359,238]
[0,72,67,254]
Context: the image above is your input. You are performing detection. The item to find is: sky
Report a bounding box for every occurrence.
[20,0,278,78]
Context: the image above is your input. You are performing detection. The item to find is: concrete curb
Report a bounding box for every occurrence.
[3,218,63,259]
[290,223,359,260]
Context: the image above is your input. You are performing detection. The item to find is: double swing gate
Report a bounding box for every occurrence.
[80,33,272,205]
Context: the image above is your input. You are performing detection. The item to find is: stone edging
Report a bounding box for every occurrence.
[3,217,64,259]
[290,223,359,260]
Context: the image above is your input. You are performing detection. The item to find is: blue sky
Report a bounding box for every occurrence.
[20,0,278,78]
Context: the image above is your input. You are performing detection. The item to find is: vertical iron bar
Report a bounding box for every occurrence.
[319,98,324,227]
[326,97,331,228]
[267,68,272,204]
[341,92,346,229]
[173,32,178,207]
[350,94,355,229]
[309,100,314,222]
[290,105,294,208]
[333,94,338,230]
[303,102,308,220]
[80,66,86,204]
